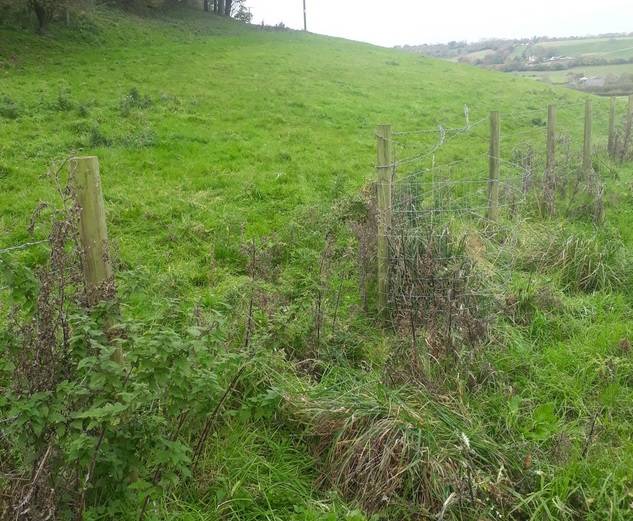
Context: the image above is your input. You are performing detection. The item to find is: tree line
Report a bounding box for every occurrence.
[203,0,250,21]
[0,0,252,32]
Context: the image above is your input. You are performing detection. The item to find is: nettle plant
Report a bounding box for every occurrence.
[0,185,245,519]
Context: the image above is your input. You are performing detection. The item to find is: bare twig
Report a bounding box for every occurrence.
[191,365,247,469]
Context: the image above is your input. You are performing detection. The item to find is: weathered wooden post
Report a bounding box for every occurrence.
[544,104,556,215]
[487,111,500,221]
[376,125,393,318]
[583,99,593,180]
[619,95,633,162]
[608,97,616,158]
[70,156,114,307]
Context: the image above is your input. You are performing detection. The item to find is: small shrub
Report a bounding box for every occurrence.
[0,95,19,119]
[56,88,74,112]
[88,125,112,147]
[119,87,152,116]
[0,187,247,519]
[120,126,157,148]
[77,104,89,117]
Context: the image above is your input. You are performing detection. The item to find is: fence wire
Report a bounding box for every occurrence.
[377,101,610,347]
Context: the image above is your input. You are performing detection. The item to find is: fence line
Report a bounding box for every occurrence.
[373,96,618,323]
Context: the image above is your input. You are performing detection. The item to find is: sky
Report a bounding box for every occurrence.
[247,0,633,47]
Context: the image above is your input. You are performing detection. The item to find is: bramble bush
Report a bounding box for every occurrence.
[0,198,248,519]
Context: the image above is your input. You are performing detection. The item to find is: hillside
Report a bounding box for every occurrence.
[1,6,633,521]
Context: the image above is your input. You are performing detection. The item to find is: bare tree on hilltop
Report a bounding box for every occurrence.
[206,0,251,22]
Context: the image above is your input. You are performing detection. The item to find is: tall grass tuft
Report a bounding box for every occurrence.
[519,225,631,293]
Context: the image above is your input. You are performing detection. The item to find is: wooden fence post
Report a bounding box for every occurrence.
[583,99,593,180]
[544,104,556,215]
[376,124,393,318]
[619,95,633,162]
[608,97,616,158]
[70,156,114,307]
[487,111,500,221]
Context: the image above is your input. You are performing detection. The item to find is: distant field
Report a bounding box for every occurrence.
[514,36,633,93]
[402,34,633,94]
[537,36,633,58]
[448,48,494,62]
[517,62,633,85]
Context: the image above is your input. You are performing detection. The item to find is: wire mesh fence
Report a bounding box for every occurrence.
[373,98,619,350]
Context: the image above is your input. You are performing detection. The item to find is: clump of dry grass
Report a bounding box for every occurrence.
[281,383,518,519]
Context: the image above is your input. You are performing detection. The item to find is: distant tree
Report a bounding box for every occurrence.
[28,0,54,30]
[213,0,250,21]
[230,0,251,22]
[3,0,71,32]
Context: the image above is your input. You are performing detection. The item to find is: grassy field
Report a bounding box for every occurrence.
[521,36,633,93]
[518,62,633,85]
[2,6,633,521]
[448,48,494,62]
[537,36,633,59]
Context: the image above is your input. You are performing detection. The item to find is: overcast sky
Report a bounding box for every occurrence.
[247,0,633,47]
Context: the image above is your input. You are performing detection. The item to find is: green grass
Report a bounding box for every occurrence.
[518,36,633,92]
[1,6,601,318]
[517,63,633,85]
[537,36,633,59]
[448,48,495,62]
[2,6,633,520]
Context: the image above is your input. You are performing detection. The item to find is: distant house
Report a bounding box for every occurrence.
[573,76,606,88]
[546,56,574,63]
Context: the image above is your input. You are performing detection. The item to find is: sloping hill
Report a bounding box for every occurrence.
[2,8,607,311]
[1,7,632,521]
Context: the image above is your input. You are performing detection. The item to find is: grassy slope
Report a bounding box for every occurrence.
[2,7,633,521]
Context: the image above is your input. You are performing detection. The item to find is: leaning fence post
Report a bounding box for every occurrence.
[70,156,114,307]
[582,99,593,180]
[544,104,556,215]
[608,97,616,158]
[376,124,393,318]
[487,111,500,222]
